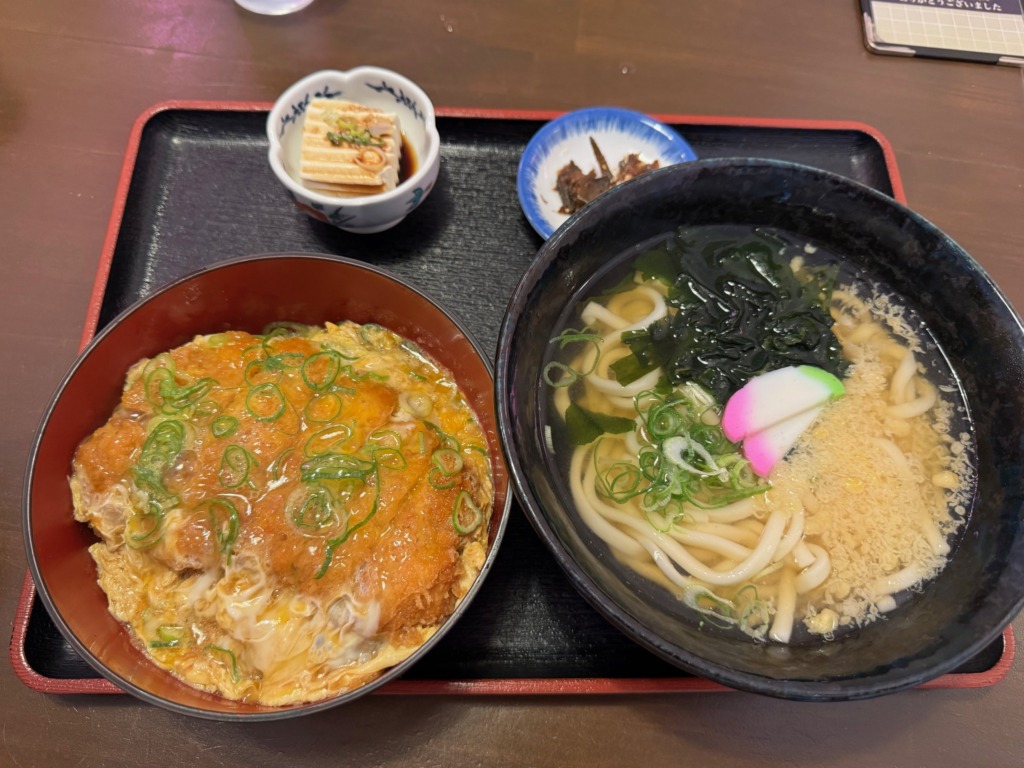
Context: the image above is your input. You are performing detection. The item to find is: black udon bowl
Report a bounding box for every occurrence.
[496,158,1024,701]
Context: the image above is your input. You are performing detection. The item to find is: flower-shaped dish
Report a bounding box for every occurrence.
[267,67,441,234]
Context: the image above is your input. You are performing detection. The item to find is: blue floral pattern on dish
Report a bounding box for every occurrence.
[365,80,425,123]
[278,83,344,138]
[517,107,697,239]
[286,190,358,228]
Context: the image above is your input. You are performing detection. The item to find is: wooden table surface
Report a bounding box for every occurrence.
[2,1,1023,765]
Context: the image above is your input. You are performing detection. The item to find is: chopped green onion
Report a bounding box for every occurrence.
[288,487,336,530]
[543,329,602,386]
[300,453,374,483]
[244,358,276,386]
[358,323,384,345]
[429,470,457,490]
[542,361,580,388]
[130,419,186,519]
[304,424,353,457]
[218,445,253,489]
[198,498,240,563]
[140,419,186,465]
[428,447,465,488]
[431,448,464,476]
[647,404,683,440]
[302,350,342,391]
[682,585,736,622]
[163,378,215,413]
[368,429,402,449]
[424,421,460,451]
[142,352,176,378]
[428,448,464,489]
[257,331,305,366]
[211,414,239,438]
[338,363,388,383]
[370,446,407,471]
[267,447,294,481]
[158,625,186,642]
[315,465,381,578]
[602,461,645,502]
[452,490,483,534]
[304,392,343,423]
[206,644,240,682]
[143,363,216,414]
[143,366,175,408]
[150,625,186,648]
[245,350,301,385]
[193,399,221,420]
[326,126,383,147]
[262,321,312,337]
[124,504,167,549]
[246,383,286,422]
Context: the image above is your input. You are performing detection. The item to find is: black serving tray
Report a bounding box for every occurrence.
[13,105,1009,694]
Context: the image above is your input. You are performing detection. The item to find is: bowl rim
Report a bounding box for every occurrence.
[497,157,1024,700]
[24,252,512,720]
[516,105,698,239]
[266,67,442,210]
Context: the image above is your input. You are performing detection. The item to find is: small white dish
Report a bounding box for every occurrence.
[267,67,441,234]
[517,107,697,239]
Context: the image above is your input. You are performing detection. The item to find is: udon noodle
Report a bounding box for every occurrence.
[548,235,974,644]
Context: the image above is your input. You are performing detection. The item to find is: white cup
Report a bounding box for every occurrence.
[234,0,314,15]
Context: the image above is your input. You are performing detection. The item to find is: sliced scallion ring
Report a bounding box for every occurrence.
[288,487,335,530]
[304,423,353,457]
[267,447,294,481]
[431,448,464,476]
[304,392,343,423]
[218,445,252,488]
[302,350,342,391]
[198,498,240,562]
[371,446,407,471]
[206,644,240,682]
[246,382,286,422]
[150,625,186,648]
[452,490,483,534]
[210,414,239,438]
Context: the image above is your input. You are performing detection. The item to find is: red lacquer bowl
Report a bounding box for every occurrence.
[24,254,511,720]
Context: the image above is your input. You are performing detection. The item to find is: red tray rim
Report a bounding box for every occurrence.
[12,573,1015,695]
[16,101,1003,698]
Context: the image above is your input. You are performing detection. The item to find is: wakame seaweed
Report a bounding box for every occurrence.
[612,228,849,404]
[564,402,636,446]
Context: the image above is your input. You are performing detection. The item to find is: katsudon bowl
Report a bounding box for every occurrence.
[24,254,511,720]
[496,158,1024,700]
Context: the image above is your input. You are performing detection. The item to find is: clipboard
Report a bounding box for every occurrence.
[861,0,1024,66]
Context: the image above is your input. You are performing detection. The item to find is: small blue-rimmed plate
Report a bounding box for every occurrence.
[517,107,697,239]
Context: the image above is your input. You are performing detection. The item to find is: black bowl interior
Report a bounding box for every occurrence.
[497,159,1024,700]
